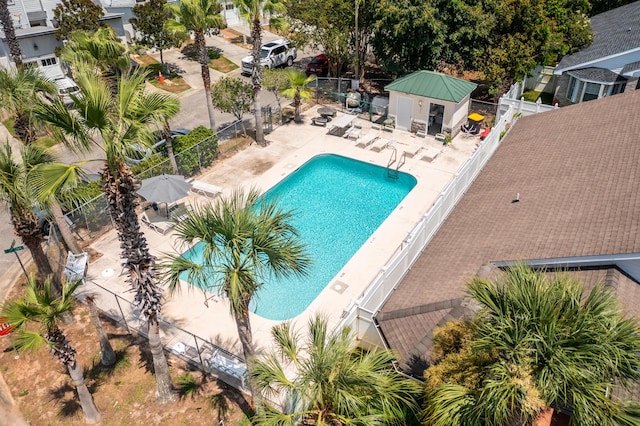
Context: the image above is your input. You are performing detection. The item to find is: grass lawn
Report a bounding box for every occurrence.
[149,77,191,94]
[522,90,554,105]
[209,56,238,73]
[0,278,252,425]
[133,54,159,67]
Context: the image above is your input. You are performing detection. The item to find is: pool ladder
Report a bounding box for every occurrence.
[386,145,405,179]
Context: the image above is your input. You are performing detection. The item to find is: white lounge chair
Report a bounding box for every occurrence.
[369,137,391,152]
[172,341,200,359]
[190,180,222,198]
[420,147,442,163]
[402,144,422,158]
[355,132,379,148]
[206,350,248,387]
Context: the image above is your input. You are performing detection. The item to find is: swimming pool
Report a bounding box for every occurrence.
[182,154,416,320]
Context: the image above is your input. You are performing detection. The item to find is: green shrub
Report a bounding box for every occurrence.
[173,126,218,177]
[181,44,222,62]
[131,154,174,178]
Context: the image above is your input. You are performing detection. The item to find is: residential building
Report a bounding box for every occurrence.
[0,0,126,78]
[553,0,640,105]
[374,90,640,386]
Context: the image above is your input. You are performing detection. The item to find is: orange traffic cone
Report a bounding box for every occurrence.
[158,71,164,83]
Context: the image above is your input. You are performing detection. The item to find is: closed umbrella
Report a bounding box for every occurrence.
[137,174,192,216]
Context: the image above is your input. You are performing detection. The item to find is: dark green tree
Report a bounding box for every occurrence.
[210,76,253,122]
[423,264,640,426]
[53,0,104,41]
[131,0,185,72]
[590,0,636,15]
[210,76,253,135]
[284,0,352,77]
[370,0,446,76]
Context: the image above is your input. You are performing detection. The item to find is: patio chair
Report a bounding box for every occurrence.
[140,208,176,235]
[190,180,222,198]
[206,350,248,387]
[370,137,391,152]
[420,147,442,163]
[402,144,422,158]
[355,132,379,148]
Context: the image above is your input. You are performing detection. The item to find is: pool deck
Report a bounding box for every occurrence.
[84,106,482,358]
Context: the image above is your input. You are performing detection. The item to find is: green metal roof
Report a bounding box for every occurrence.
[384,71,478,103]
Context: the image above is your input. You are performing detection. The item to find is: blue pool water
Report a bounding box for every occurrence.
[182,154,417,320]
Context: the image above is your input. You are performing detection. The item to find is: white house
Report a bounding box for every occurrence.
[385,70,477,137]
[0,0,126,78]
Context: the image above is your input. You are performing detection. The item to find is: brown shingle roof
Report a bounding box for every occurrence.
[377,90,640,362]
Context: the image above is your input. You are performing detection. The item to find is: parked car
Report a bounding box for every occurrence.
[305,54,329,77]
[53,77,81,107]
[125,128,191,165]
[241,39,297,75]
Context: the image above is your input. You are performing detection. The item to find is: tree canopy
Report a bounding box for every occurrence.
[131,0,185,68]
[423,265,640,426]
[209,76,253,122]
[53,0,104,41]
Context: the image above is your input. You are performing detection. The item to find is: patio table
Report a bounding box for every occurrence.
[318,106,337,120]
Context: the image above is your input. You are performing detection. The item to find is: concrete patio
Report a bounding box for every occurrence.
[81,105,482,361]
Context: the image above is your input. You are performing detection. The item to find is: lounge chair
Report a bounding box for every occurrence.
[355,132,379,148]
[346,128,361,141]
[140,208,176,235]
[420,147,442,163]
[369,137,391,152]
[402,144,422,158]
[190,180,222,198]
[206,350,248,387]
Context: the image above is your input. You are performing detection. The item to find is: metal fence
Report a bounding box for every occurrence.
[334,103,520,349]
[74,278,252,392]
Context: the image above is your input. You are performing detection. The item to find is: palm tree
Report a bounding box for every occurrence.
[163,187,311,404]
[424,264,640,426]
[281,70,315,122]
[33,70,180,403]
[1,276,101,423]
[0,0,23,68]
[60,27,131,77]
[0,67,57,143]
[0,142,62,292]
[165,0,224,130]
[251,315,422,424]
[232,0,286,145]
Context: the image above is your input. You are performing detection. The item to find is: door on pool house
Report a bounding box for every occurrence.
[396,96,413,131]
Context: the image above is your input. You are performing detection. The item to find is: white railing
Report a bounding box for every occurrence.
[336,105,519,348]
[497,96,558,121]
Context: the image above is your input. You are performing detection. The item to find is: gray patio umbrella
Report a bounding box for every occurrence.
[137,175,192,215]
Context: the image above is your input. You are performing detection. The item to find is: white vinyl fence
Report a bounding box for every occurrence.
[334,104,519,349]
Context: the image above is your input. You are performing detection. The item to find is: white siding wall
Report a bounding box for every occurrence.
[388,91,470,134]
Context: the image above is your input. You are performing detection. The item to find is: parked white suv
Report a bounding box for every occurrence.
[241,39,297,75]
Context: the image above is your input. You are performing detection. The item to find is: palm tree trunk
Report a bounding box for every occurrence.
[0,0,23,68]
[234,305,259,407]
[163,120,179,174]
[67,362,101,424]
[50,199,82,255]
[86,296,116,367]
[251,18,265,145]
[102,162,175,403]
[14,110,37,144]
[195,30,216,130]
[148,314,175,403]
